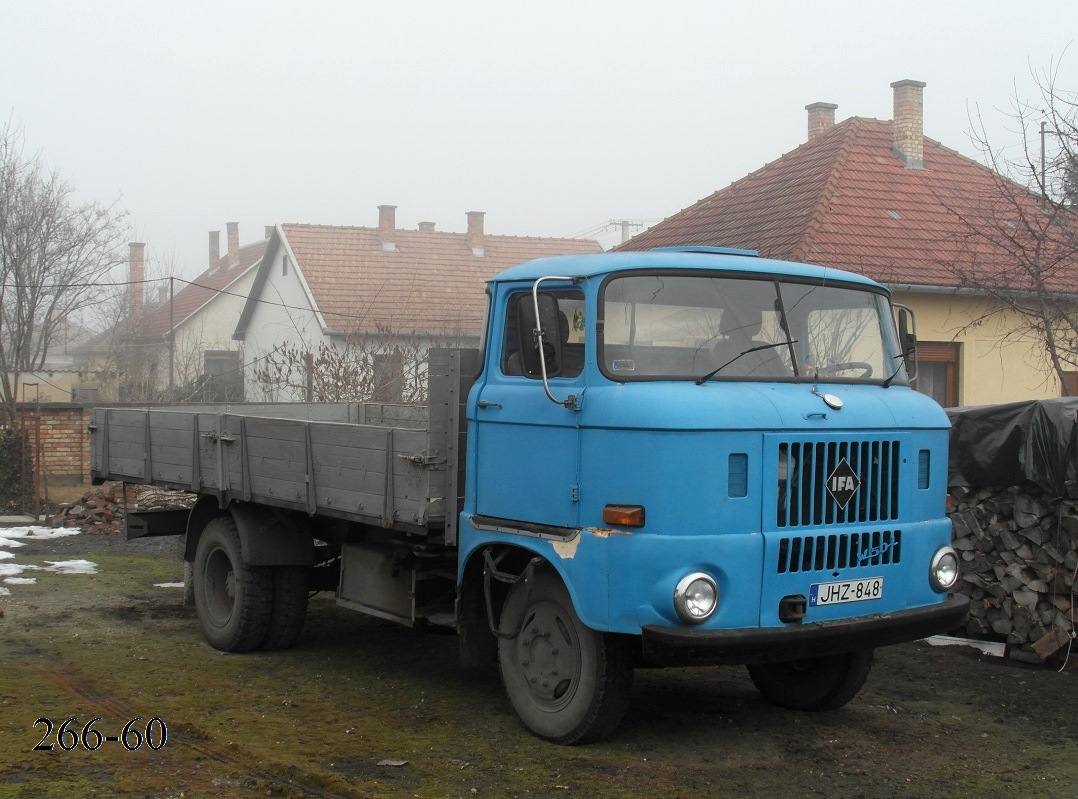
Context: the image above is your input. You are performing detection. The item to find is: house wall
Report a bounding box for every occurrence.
[169,270,257,394]
[4,372,81,403]
[894,291,1058,406]
[241,246,327,401]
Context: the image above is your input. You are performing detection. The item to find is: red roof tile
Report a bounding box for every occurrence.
[272,224,602,335]
[141,239,267,337]
[619,118,1077,293]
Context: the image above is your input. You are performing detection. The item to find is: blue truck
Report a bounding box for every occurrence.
[90,247,968,744]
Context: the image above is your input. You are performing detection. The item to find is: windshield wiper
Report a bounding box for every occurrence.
[695,340,798,385]
[881,353,908,388]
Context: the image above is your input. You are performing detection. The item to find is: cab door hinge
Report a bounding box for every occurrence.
[570,483,580,502]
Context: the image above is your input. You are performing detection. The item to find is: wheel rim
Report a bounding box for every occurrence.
[511,599,583,711]
[203,546,236,627]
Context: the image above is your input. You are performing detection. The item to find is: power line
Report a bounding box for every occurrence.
[1,274,483,327]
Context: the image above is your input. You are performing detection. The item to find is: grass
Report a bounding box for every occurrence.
[0,536,1074,798]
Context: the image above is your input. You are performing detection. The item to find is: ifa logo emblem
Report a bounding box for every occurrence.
[826,459,860,509]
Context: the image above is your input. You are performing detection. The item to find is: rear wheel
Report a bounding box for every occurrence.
[747,649,874,711]
[193,517,272,652]
[260,566,309,651]
[498,567,633,744]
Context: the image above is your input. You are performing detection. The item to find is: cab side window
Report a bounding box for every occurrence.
[502,290,585,378]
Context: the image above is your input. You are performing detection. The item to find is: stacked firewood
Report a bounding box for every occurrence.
[949,482,1077,666]
[49,484,194,534]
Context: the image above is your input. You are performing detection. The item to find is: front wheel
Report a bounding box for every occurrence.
[747,649,874,711]
[498,566,633,745]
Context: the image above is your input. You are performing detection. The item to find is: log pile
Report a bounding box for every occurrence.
[949,482,1077,667]
[49,483,195,534]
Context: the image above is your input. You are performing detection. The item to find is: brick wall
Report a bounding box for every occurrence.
[17,403,90,485]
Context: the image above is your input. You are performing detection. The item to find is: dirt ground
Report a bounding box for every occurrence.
[0,526,1074,799]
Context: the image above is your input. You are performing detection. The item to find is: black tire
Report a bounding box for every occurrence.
[498,567,633,745]
[747,649,874,711]
[260,566,309,651]
[193,517,273,652]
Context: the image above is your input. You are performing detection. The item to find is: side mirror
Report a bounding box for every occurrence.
[897,306,917,380]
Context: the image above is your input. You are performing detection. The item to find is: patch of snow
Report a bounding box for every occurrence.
[1,526,80,540]
[0,536,27,548]
[0,563,40,576]
[0,551,14,560]
[153,582,185,589]
[924,635,1006,658]
[0,587,9,596]
[43,560,98,575]
[3,576,36,585]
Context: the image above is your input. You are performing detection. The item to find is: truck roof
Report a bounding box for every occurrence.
[489,247,886,291]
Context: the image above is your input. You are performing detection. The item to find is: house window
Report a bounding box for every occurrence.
[913,342,959,407]
[372,352,404,402]
[201,350,243,402]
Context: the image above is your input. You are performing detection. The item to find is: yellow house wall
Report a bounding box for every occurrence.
[4,371,81,403]
[892,290,1058,406]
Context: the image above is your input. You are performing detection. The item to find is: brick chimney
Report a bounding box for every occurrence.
[378,205,397,236]
[806,102,838,141]
[891,79,926,169]
[467,211,485,256]
[208,230,220,269]
[226,222,240,265]
[128,242,145,320]
[378,205,397,251]
[418,221,436,232]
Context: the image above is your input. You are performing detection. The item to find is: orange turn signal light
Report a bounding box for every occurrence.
[603,504,645,527]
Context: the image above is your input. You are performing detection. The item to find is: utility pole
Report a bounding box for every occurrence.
[1041,120,1047,200]
[611,219,644,243]
[168,276,175,400]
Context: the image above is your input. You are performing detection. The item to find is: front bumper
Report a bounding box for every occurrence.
[641,594,970,666]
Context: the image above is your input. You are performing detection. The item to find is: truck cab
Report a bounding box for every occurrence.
[458,247,968,743]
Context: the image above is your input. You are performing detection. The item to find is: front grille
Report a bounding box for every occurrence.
[776,530,902,574]
[777,439,900,528]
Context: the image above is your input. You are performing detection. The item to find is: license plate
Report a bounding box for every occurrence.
[809,577,884,606]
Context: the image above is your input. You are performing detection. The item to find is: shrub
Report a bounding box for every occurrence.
[0,427,32,514]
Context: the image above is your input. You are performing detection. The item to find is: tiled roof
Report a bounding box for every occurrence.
[141,239,267,337]
[274,224,603,335]
[619,118,1076,292]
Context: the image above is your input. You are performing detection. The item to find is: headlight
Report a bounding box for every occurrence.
[929,547,959,592]
[673,572,719,624]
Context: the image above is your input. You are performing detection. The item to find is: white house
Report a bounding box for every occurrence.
[235,207,602,402]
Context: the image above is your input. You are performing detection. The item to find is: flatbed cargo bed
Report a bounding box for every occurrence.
[90,349,477,541]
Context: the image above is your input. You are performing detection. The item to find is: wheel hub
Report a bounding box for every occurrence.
[203,547,237,626]
[516,602,579,707]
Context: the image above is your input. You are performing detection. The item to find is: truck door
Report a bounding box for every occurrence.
[472,287,586,528]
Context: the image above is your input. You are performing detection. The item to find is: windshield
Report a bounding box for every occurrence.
[598,273,905,383]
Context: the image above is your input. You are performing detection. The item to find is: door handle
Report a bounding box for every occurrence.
[476,401,503,409]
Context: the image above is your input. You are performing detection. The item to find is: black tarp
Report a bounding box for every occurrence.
[946,398,1078,494]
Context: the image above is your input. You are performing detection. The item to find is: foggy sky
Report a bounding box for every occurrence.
[4,0,1076,280]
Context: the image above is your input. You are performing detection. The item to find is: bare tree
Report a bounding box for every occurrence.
[254,323,464,404]
[945,57,1078,392]
[0,122,127,422]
